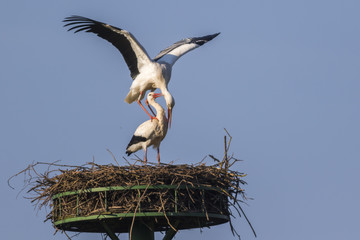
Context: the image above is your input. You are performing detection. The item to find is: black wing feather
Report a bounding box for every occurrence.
[154,32,220,62]
[126,135,147,156]
[64,15,142,79]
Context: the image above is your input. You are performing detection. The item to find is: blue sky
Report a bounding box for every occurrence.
[1,1,360,239]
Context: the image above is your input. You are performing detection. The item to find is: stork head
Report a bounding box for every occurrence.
[147,92,162,101]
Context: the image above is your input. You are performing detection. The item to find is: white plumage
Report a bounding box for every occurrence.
[126,92,168,164]
[63,15,220,126]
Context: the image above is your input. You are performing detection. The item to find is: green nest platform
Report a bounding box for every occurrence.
[53,184,230,233]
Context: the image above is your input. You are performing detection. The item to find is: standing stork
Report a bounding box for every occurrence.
[126,92,168,164]
[63,15,220,127]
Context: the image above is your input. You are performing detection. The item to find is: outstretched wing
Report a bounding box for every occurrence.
[63,15,152,79]
[153,32,220,66]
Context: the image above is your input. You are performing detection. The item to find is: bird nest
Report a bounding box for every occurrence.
[10,133,255,238]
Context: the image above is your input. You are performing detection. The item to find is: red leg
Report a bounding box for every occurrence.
[144,147,148,165]
[157,147,160,165]
[138,91,158,121]
[145,99,156,117]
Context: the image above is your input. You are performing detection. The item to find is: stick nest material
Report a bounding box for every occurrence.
[9,132,255,238]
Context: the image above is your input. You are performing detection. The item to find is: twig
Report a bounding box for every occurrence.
[129,184,150,240]
[235,201,257,237]
[159,194,177,232]
[106,149,120,167]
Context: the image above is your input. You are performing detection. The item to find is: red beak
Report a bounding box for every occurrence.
[153,93,163,99]
[167,108,172,128]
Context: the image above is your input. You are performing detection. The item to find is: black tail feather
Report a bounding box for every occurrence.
[125,135,147,156]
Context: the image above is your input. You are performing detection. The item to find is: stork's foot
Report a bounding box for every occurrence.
[151,116,159,121]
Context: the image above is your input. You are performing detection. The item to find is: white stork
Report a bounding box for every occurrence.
[126,92,167,164]
[63,15,220,127]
